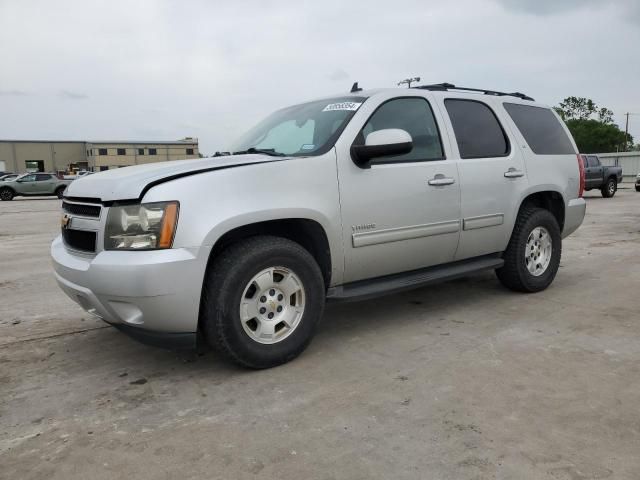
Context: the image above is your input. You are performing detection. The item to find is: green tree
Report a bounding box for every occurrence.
[554,96,597,121]
[565,119,632,153]
[555,96,631,152]
[597,107,614,124]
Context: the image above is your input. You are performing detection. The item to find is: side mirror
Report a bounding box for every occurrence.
[351,129,413,166]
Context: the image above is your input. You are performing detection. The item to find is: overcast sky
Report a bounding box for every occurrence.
[1,0,639,154]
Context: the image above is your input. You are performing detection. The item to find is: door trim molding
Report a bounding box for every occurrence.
[352,220,460,248]
[462,213,504,231]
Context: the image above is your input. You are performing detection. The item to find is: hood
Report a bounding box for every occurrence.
[65,154,287,202]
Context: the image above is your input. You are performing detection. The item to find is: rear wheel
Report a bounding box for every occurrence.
[55,186,66,199]
[201,236,325,368]
[496,207,561,293]
[635,186,640,192]
[0,187,14,201]
[601,178,616,198]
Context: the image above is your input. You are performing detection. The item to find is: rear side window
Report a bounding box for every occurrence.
[587,155,600,167]
[503,103,575,155]
[35,174,51,181]
[445,99,509,159]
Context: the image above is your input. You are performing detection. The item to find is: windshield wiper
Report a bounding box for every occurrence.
[232,147,286,157]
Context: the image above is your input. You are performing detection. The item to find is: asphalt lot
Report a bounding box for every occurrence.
[1,187,639,479]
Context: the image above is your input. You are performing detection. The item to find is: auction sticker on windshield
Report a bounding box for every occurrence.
[322,102,362,112]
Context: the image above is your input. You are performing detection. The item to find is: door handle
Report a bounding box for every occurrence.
[428,174,455,186]
[504,168,524,178]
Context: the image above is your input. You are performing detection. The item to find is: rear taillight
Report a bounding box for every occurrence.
[577,154,585,198]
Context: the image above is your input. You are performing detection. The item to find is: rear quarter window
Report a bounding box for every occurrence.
[503,103,575,155]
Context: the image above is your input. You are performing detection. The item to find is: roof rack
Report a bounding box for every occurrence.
[414,82,535,101]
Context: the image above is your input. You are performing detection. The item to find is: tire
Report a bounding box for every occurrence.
[55,186,66,199]
[0,187,14,201]
[601,178,616,198]
[635,186,640,192]
[496,207,561,293]
[201,236,325,369]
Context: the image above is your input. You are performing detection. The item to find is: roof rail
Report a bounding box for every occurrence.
[414,83,535,101]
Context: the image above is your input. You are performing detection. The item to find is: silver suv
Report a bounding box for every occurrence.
[52,83,586,368]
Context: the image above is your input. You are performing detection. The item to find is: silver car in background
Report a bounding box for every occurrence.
[52,83,586,368]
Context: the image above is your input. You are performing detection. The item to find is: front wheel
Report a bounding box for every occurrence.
[601,178,616,198]
[496,207,561,293]
[0,187,14,201]
[201,236,325,368]
[55,186,66,199]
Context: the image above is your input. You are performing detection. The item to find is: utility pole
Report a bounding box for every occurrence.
[625,112,629,152]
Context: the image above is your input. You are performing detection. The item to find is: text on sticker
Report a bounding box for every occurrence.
[322,102,362,112]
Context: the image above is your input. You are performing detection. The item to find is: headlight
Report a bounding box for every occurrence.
[105,201,179,250]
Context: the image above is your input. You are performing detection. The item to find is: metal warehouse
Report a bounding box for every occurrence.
[0,138,200,174]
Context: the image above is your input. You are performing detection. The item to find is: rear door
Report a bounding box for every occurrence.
[335,93,461,283]
[34,174,55,194]
[436,97,527,260]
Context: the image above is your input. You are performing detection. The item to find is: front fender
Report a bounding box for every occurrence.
[141,153,345,285]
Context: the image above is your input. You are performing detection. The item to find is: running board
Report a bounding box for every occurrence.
[326,254,504,303]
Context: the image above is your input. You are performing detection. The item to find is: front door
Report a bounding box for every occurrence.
[336,95,461,283]
[436,97,528,260]
[17,174,37,194]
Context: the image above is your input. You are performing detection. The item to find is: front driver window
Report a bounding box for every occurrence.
[357,97,445,163]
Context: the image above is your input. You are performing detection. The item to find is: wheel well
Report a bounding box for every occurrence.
[55,185,66,191]
[206,218,332,289]
[519,191,565,230]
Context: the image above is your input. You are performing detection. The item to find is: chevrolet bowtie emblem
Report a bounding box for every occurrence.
[61,214,71,229]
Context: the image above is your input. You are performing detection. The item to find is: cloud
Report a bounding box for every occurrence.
[494,0,598,15]
[0,89,29,96]
[0,0,639,153]
[494,0,640,23]
[328,69,349,82]
[59,90,88,100]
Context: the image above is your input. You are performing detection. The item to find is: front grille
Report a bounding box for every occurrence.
[62,201,101,218]
[62,228,97,253]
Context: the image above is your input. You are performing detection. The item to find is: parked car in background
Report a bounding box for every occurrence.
[635,174,640,192]
[0,173,72,201]
[63,171,94,180]
[0,173,18,181]
[580,154,623,198]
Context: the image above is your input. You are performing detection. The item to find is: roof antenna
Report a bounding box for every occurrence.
[397,76,420,88]
[350,81,362,93]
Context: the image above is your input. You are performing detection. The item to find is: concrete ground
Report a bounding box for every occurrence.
[1,187,639,480]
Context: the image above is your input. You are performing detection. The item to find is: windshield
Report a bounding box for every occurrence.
[230,96,367,157]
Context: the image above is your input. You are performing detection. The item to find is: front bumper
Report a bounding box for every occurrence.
[562,197,586,238]
[51,235,208,349]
